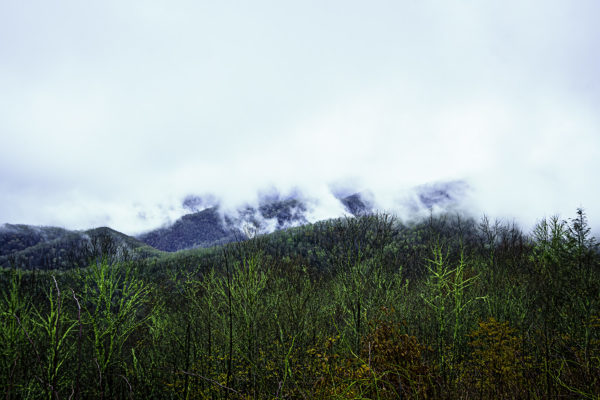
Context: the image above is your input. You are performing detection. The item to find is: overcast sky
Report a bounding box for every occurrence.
[1,0,599,234]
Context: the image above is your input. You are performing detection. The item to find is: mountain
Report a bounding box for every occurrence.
[136,198,310,252]
[415,180,468,210]
[136,182,466,253]
[339,193,373,216]
[0,180,468,263]
[0,224,71,257]
[137,207,234,252]
[0,224,161,269]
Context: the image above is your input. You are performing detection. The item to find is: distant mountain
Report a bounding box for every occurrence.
[0,224,71,257]
[137,207,234,252]
[237,198,309,233]
[339,193,373,216]
[0,224,161,269]
[136,182,466,253]
[136,198,310,252]
[0,180,468,263]
[415,180,468,210]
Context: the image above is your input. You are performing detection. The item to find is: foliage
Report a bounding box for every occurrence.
[361,313,435,399]
[1,210,599,399]
[460,317,533,398]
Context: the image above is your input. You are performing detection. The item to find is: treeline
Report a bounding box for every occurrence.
[1,210,599,398]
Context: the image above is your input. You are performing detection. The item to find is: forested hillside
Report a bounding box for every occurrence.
[1,209,599,399]
[0,226,162,270]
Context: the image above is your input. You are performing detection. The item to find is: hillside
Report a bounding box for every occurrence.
[0,225,162,269]
[135,193,373,252]
[137,207,234,252]
[1,209,598,399]
[0,182,465,267]
[0,224,71,257]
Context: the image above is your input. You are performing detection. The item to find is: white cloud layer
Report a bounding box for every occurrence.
[1,0,598,234]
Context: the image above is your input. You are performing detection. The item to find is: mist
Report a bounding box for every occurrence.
[1,1,598,235]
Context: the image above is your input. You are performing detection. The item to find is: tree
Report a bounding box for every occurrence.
[80,260,151,399]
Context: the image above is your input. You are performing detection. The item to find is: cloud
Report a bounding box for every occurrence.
[0,0,598,234]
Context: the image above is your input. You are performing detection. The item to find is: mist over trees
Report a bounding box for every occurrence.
[1,209,599,398]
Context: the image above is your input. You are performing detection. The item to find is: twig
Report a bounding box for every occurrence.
[119,374,133,398]
[94,358,103,400]
[51,276,62,397]
[71,289,82,400]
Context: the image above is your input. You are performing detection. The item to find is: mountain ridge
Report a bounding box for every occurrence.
[0,181,467,267]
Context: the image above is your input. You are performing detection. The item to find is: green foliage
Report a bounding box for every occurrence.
[0,270,33,399]
[80,260,152,398]
[421,240,482,380]
[1,210,599,399]
[32,277,79,399]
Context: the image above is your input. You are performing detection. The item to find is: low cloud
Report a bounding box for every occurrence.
[0,0,598,234]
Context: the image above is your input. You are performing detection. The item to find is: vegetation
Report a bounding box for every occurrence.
[1,209,599,398]
[0,226,162,270]
[137,207,235,252]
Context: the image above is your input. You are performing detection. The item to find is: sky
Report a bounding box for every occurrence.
[1,0,599,235]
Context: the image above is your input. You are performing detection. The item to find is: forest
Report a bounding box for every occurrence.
[1,209,599,399]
